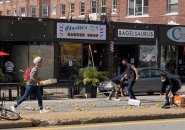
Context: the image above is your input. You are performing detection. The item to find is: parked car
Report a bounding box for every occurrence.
[98,68,181,96]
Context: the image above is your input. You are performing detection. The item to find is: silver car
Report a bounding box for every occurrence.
[98,68,181,96]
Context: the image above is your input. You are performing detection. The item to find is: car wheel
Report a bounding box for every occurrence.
[147,92,154,95]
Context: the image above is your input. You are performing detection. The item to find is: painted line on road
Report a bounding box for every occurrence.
[28,118,185,130]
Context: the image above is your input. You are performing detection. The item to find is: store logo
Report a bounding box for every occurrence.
[167,27,185,42]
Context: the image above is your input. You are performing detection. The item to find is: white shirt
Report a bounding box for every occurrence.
[4,61,14,73]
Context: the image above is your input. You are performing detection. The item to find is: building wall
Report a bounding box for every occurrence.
[1,0,184,25]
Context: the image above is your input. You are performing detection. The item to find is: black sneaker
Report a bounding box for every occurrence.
[161,104,170,109]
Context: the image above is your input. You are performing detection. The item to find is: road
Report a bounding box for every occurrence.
[4,118,185,130]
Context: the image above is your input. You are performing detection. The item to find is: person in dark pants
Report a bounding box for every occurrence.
[108,58,138,100]
[11,56,49,113]
[159,74,181,109]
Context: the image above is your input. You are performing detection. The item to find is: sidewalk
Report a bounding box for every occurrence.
[1,84,185,129]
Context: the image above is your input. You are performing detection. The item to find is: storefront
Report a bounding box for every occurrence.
[54,21,108,81]
[159,25,185,80]
[0,16,54,81]
[111,22,158,76]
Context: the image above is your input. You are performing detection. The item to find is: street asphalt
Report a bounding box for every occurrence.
[3,118,185,130]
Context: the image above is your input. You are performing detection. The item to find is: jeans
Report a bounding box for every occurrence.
[127,79,136,99]
[112,75,122,84]
[17,85,43,109]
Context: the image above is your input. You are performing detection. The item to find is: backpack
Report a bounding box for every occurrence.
[23,66,34,81]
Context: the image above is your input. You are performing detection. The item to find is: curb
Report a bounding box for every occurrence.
[30,113,185,127]
[0,119,32,129]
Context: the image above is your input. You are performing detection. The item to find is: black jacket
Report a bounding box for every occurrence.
[160,77,180,94]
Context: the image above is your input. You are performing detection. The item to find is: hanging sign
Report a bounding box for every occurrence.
[57,23,106,40]
[167,27,185,42]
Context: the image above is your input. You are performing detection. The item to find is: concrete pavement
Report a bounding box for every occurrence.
[1,84,185,129]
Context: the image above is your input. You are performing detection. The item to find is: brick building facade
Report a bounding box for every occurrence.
[0,0,184,25]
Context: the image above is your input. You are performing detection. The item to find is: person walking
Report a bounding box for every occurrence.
[159,74,181,109]
[11,56,49,113]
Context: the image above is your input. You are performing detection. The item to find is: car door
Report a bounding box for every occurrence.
[133,69,151,92]
[150,69,166,92]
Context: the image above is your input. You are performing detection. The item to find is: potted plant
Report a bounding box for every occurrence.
[0,69,11,83]
[77,66,108,98]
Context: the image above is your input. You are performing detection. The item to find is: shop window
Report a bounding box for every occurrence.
[79,1,85,16]
[101,0,106,14]
[51,4,56,15]
[60,4,66,17]
[151,69,165,77]
[20,7,26,17]
[91,0,97,13]
[139,69,151,78]
[168,0,178,13]
[128,0,148,16]
[30,6,36,17]
[13,9,17,16]
[112,0,117,14]
[6,9,10,16]
[42,4,48,17]
[70,2,75,17]
[59,43,83,80]
[139,45,157,67]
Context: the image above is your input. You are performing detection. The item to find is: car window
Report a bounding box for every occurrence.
[151,69,165,77]
[139,69,151,78]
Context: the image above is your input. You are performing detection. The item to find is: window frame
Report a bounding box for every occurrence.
[79,1,85,16]
[13,8,17,16]
[112,0,117,14]
[151,69,166,78]
[101,0,106,14]
[127,0,149,17]
[70,2,75,17]
[138,69,151,78]
[30,5,36,17]
[60,4,66,17]
[6,9,10,15]
[51,4,56,15]
[167,0,178,14]
[20,6,26,17]
[91,0,97,13]
[0,10,3,15]
[42,4,48,17]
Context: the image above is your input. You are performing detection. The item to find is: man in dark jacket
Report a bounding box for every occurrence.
[160,74,181,109]
[108,58,138,100]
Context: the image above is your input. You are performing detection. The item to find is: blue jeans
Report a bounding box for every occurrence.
[127,79,136,99]
[112,75,122,84]
[17,85,43,109]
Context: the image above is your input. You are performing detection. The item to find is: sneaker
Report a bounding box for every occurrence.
[114,98,121,101]
[40,109,49,113]
[107,97,112,100]
[161,104,170,109]
[11,106,17,113]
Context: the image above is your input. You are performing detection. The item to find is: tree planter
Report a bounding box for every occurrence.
[85,86,97,98]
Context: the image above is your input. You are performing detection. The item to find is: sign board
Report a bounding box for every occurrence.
[118,29,154,38]
[57,23,106,40]
[167,27,185,42]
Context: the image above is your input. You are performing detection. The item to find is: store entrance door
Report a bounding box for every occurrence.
[113,45,139,75]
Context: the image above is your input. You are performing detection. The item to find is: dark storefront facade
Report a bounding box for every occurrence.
[159,25,185,80]
[111,22,158,76]
[54,20,108,81]
[0,16,55,81]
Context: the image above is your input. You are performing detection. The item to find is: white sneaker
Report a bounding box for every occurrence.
[114,98,121,101]
[11,106,17,113]
[40,109,49,113]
